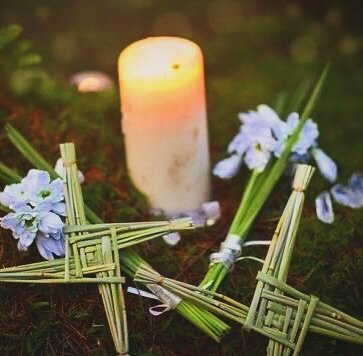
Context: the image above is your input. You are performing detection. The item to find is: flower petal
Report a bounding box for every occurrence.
[293,119,319,155]
[349,172,363,193]
[19,232,36,247]
[0,183,28,210]
[77,170,85,184]
[163,232,181,246]
[17,241,29,252]
[244,147,270,172]
[315,191,334,224]
[38,211,64,234]
[52,202,67,216]
[228,132,250,155]
[202,201,221,223]
[331,184,363,208]
[258,104,289,140]
[286,112,299,131]
[213,154,242,179]
[36,235,55,260]
[54,158,64,177]
[55,158,84,183]
[42,212,64,229]
[257,104,280,123]
[312,148,337,183]
[21,169,50,191]
[0,212,20,230]
[48,179,65,200]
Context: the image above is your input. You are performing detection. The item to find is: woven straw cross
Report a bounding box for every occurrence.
[135,165,363,354]
[0,142,194,355]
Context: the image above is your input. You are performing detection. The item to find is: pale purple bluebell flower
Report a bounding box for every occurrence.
[1,207,38,248]
[233,107,278,171]
[311,148,337,183]
[0,169,66,260]
[213,104,362,225]
[315,191,334,224]
[1,170,66,216]
[274,113,319,156]
[22,170,64,206]
[23,170,65,212]
[239,109,277,148]
[216,105,321,178]
[0,203,65,258]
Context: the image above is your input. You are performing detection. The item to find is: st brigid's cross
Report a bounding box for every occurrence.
[134,165,363,355]
[0,142,194,355]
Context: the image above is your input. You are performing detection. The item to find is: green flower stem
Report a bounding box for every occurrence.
[229,170,261,234]
[0,161,21,183]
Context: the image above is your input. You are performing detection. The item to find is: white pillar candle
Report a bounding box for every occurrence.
[118,36,210,213]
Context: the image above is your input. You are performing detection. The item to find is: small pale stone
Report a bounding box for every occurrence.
[70,71,114,92]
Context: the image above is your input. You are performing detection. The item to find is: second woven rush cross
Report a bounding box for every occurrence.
[134,165,363,355]
[0,142,195,355]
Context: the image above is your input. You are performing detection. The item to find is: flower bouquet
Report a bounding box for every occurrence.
[199,66,329,293]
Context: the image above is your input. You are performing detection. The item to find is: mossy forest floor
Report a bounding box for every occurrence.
[0,1,362,355]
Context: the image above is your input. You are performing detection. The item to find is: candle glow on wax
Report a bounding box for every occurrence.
[118,37,211,213]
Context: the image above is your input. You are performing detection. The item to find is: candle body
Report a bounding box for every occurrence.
[118,37,210,213]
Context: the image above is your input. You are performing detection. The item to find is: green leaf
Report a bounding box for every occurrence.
[3,123,103,224]
[0,24,22,49]
[17,53,42,67]
[29,301,51,311]
[0,161,21,183]
[5,123,56,176]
